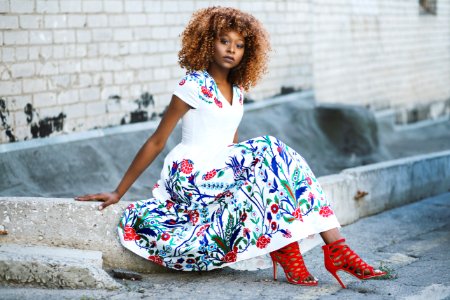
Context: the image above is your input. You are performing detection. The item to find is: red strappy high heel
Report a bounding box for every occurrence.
[322,238,386,288]
[270,241,318,286]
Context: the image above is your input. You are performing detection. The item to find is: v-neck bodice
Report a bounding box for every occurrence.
[204,70,236,106]
[172,70,244,156]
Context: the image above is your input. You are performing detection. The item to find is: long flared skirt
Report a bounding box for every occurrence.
[118,136,340,271]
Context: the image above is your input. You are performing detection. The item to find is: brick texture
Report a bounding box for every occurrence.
[0,0,449,144]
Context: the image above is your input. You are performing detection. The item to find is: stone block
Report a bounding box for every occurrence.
[57,90,79,105]
[32,92,56,108]
[44,15,67,28]
[87,14,108,27]
[0,244,120,289]
[103,0,123,13]
[0,16,18,29]
[0,80,22,95]
[76,29,92,43]
[11,62,35,78]
[22,78,47,93]
[82,1,103,13]
[4,31,28,45]
[53,30,76,43]
[67,15,87,28]
[92,28,113,42]
[36,0,59,13]
[125,0,143,13]
[0,0,9,13]
[60,0,82,13]
[29,30,52,44]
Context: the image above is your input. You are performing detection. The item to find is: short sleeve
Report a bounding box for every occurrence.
[173,76,199,109]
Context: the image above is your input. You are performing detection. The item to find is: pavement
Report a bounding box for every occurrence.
[1,192,449,300]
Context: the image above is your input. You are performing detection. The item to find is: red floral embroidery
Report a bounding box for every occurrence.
[186,258,196,264]
[123,225,140,241]
[203,169,217,180]
[240,212,247,222]
[196,224,210,237]
[201,86,213,98]
[271,204,279,214]
[319,206,334,217]
[127,203,135,210]
[187,210,199,225]
[161,232,171,241]
[271,221,277,230]
[179,79,186,86]
[293,208,303,221]
[180,159,193,174]
[165,200,174,209]
[222,246,238,262]
[306,177,312,185]
[152,183,159,190]
[214,190,233,201]
[148,255,164,265]
[243,227,250,236]
[214,97,223,108]
[256,235,271,249]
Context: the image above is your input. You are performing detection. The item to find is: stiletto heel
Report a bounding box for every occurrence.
[269,241,318,286]
[272,259,278,280]
[322,238,386,288]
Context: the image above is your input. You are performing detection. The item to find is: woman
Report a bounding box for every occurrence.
[76,6,385,288]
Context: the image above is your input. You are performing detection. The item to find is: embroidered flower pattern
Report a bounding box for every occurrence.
[119,136,336,271]
[176,71,242,107]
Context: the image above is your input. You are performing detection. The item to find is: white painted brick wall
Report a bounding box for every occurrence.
[0,0,449,144]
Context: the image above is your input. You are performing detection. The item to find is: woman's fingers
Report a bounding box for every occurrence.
[74,193,106,202]
[98,198,119,211]
[74,192,120,210]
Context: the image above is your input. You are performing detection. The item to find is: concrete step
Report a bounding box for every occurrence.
[0,244,121,290]
[0,150,449,273]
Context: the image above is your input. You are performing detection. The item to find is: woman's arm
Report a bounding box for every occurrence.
[75,95,190,210]
[233,129,239,143]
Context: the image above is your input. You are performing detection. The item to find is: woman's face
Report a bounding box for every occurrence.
[211,30,245,70]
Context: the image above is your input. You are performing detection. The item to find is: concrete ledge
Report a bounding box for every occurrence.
[1,150,449,273]
[321,150,450,225]
[0,244,121,289]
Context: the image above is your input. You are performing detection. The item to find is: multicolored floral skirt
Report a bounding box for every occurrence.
[118,136,340,271]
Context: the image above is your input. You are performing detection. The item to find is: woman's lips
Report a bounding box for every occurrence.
[223,56,235,63]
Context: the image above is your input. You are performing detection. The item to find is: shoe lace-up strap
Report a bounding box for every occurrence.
[327,240,376,278]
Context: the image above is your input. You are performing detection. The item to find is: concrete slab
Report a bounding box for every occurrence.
[1,192,449,299]
[1,150,449,273]
[0,244,121,290]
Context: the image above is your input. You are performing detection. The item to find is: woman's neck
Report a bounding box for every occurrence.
[207,65,230,86]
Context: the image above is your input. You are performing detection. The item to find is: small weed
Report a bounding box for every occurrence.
[372,262,398,280]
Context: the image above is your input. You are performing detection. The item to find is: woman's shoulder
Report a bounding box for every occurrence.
[178,70,207,87]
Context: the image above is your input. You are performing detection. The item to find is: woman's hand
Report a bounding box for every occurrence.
[74,191,121,211]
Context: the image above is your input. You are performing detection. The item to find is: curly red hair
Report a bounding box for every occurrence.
[178,6,271,91]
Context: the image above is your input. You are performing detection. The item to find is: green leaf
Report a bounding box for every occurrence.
[246,186,252,193]
[218,170,225,177]
[299,199,308,205]
[283,215,295,223]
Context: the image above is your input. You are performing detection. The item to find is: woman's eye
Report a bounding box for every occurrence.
[221,39,229,44]
[237,44,244,49]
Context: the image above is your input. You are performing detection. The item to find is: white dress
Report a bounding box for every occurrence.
[118,70,340,271]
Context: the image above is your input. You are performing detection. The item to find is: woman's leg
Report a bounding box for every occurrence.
[320,227,343,245]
